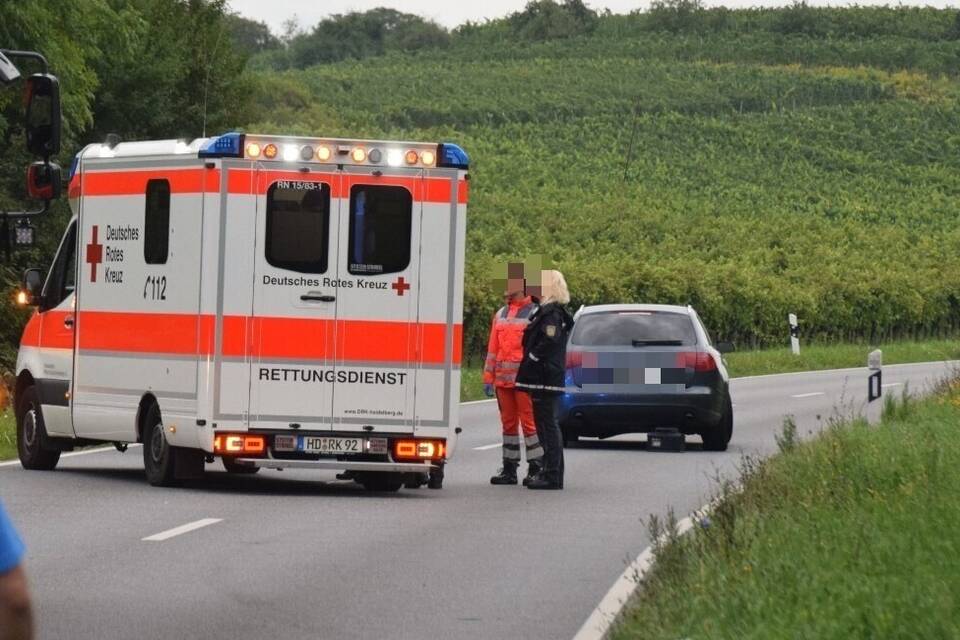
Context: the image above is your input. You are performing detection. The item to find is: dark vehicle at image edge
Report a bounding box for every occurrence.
[559,304,734,451]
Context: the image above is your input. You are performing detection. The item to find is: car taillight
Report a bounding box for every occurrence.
[393,439,446,461]
[566,351,583,368]
[676,351,717,372]
[213,434,266,456]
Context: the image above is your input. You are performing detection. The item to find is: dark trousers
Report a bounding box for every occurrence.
[531,392,564,484]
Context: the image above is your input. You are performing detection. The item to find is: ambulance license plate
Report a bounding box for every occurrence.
[299,436,364,455]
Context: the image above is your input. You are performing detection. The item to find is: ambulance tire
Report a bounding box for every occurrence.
[143,403,177,486]
[223,458,260,475]
[16,386,61,471]
[359,472,403,493]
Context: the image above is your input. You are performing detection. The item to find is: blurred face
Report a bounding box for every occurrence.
[504,276,525,301]
[532,270,552,300]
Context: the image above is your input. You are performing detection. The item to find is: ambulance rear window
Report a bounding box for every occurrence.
[265,182,331,274]
[348,185,412,276]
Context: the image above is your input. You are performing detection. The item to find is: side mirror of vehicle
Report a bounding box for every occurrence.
[24,73,61,158]
[716,342,736,354]
[19,268,44,306]
[26,161,62,201]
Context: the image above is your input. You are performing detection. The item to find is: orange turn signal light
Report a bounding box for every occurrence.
[263,143,278,159]
[404,150,419,165]
[213,434,266,456]
[16,291,28,306]
[393,439,446,461]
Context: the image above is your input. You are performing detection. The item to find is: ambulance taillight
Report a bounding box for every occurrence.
[213,434,266,456]
[393,439,447,462]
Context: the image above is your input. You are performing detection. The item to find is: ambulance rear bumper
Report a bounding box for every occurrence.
[234,458,438,472]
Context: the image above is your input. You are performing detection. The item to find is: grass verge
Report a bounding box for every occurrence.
[723,338,960,378]
[612,379,960,639]
[0,412,15,461]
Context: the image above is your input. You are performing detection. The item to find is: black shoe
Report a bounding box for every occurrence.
[522,461,543,487]
[490,467,518,485]
[527,474,562,490]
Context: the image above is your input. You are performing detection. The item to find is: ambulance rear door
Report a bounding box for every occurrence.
[331,167,422,433]
[248,168,341,431]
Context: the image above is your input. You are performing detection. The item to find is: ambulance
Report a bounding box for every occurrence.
[14,132,469,491]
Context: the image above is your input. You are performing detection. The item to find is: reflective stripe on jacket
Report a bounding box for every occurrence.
[482,297,538,388]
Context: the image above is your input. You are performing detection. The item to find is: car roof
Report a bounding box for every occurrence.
[576,304,693,317]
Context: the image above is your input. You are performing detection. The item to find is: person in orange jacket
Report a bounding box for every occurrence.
[484,274,543,485]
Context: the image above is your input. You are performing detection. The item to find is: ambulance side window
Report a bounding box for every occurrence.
[41,221,77,310]
[265,182,331,273]
[144,179,170,265]
[348,185,412,276]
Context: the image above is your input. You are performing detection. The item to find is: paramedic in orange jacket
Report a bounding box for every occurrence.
[484,280,543,485]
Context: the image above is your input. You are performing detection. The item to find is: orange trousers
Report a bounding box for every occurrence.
[496,387,543,462]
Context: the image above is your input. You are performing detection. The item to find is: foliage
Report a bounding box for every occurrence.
[613,380,960,639]
[252,8,450,70]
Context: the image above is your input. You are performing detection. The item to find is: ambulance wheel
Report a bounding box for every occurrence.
[143,403,176,486]
[16,386,60,470]
[359,472,403,492]
[223,458,260,475]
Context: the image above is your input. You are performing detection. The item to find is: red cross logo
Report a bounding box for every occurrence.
[391,276,411,296]
[86,225,103,283]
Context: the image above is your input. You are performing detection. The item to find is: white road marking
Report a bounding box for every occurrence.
[0,443,142,468]
[572,503,704,640]
[142,518,222,542]
[882,382,902,388]
[461,398,496,406]
[791,392,825,398]
[473,443,502,451]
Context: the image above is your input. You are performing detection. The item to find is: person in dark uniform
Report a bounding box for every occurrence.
[515,270,574,490]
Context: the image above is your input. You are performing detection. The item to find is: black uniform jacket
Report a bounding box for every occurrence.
[515,302,575,394]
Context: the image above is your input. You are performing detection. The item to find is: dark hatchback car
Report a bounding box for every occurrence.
[559,304,733,451]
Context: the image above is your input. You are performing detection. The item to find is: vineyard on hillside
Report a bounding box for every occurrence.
[245,11,960,361]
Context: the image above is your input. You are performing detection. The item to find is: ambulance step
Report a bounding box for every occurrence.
[235,458,436,473]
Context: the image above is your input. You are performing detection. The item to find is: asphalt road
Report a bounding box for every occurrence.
[1,361,955,640]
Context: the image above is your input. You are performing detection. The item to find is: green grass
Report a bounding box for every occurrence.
[0,411,14,461]
[723,338,960,378]
[613,380,960,640]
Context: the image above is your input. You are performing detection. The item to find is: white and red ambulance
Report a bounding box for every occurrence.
[14,133,468,491]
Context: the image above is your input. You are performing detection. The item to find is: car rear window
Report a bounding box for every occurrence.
[571,311,697,346]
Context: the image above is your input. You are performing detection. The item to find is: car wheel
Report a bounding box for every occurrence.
[143,403,177,486]
[702,396,733,452]
[223,457,260,474]
[16,386,60,470]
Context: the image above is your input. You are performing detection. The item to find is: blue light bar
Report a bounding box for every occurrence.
[437,143,469,170]
[199,132,245,158]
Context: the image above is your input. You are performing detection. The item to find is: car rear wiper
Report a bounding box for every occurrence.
[631,339,684,347]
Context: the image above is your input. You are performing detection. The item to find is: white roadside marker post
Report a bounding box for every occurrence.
[867,349,882,424]
[789,313,800,355]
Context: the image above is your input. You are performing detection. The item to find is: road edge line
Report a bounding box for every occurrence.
[0,443,142,468]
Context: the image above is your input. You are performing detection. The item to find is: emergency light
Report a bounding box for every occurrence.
[198,132,245,158]
[200,132,469,170]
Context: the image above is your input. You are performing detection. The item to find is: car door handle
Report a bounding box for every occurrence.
[64,316,74,329]
[300,293,336,303]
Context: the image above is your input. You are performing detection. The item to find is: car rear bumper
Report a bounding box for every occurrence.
[559,386,724,436]
[233,458,438,472]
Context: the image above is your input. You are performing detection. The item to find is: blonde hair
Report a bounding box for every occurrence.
[540,269,570,305]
